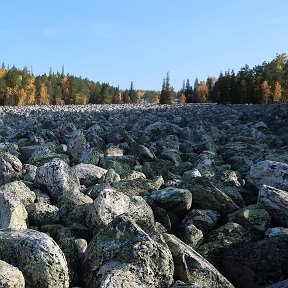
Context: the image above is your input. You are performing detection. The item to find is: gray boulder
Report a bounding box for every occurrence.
[163,233,234,288]
[26,202,60,226]
[150,187,192,213]
[34,158,81,202]
[228,204,271,237]
[221,234,288,288]
[257,185,288,226]
[0,192,28,229]
[83,215,174,287]
[0,229,69,288]
[0,153,22,185]
[181,209,220,235]
[72,163,107,187]
[182,178,238,215]
[248,160,288,190]
[0,260,25,288]
[0,180,36,207]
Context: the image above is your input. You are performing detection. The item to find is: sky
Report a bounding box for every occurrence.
[1,0,288,90]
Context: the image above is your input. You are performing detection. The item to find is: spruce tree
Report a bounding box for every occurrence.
[159,72,175,104]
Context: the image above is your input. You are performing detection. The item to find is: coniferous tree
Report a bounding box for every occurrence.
[159,72,175,104]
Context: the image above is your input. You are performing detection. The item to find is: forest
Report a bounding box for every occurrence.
[0,53,287,106]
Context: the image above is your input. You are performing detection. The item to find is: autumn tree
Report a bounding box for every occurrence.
[178,92,186,104]
[113,85,122,104]
[194,81,208,103]
[260,80,271,104]
[273,81,282,103]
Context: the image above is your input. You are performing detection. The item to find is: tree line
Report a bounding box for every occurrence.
[0,65,152,106]
[160,53,288,104]
[1,53,287,106]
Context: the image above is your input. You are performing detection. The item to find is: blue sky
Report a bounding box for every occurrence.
[1,0,288,90]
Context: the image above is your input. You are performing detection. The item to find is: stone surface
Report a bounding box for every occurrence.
[0,229,69,288]
[83,215,174,288]
[257,185,288,226]
[0,260,25,288]
[163,233,234,288]
[150,187,192,213]
[248,160,288,190]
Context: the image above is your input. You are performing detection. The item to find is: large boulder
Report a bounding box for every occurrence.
[0,229,69,288]
[163,233,234,288]
[0,153,22,185]
[87,187,155,233]
[82,215,174,287]
[72,163,107,187]
[34,158,81,202]
[26,202,60,226]
[197,222,253,260]
[228,204,271,237]
[180,209,220,235]
[248,160,288,190]
[0,192,28,229]
[0,181,36,207]
[0,260,25,288]
[182,178,239,215]
[257,185,288,226]
[150,187,192,214]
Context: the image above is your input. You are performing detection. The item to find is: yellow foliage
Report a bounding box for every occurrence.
[0,69,6,79]
[75,93,88,105]
[273,82,282,103]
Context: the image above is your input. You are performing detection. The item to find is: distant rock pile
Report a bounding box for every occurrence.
[0,103,288,287]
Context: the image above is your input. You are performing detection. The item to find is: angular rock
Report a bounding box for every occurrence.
[248,160,288,190]
[163,233,234,288]
[0,192,28,229]
[0,260,25,288]
[0,153,22,185]
[26,202,60,226]
[34,158,81,202]
[0,180,36,207]
[72,163,107,187]
[83,215,174,287]
[181,209,220,235]
[182,178,239,214]
[257,185,288,226]
[197,222,253,259]
[87,187,130,229]
[150,187,192,213]
[0,229,69,288]
[228,204,271,237]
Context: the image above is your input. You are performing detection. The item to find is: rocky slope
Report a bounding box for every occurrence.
[0,103,288,287]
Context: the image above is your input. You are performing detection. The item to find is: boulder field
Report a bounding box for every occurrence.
[0,103,288,288]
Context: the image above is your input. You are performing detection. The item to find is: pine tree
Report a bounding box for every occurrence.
[159,72,175,104]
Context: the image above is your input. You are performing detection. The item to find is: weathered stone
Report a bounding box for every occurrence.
[0,153,22,185]
[182,178,239,214]
[257,185,288,226]
[34,158,81,202]
[83,215,174,288]
[228,204,271,237]
[26,202,60,226]
[87,187,130,229]
[0,192,28,229]
[0,229,69,288]
[163,233,234,288]
[248,160,288,190]
[0,180,36,207]
[197,222,253,259]
[22,163,37,182]
[181,209,220,235]
[72,163,107,187]
[0,260,25,288]
[150,187,192,213]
